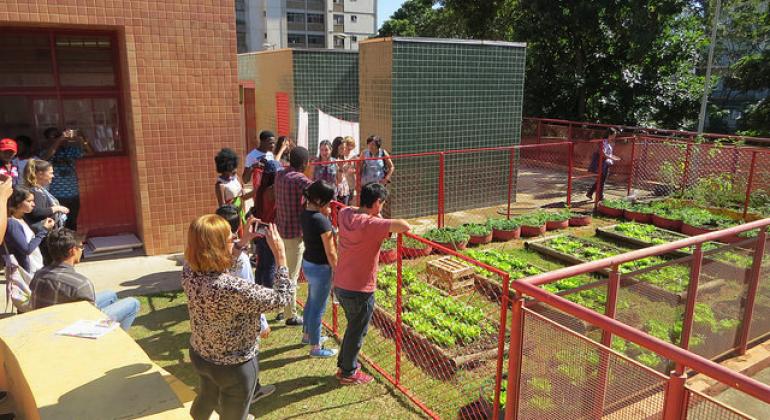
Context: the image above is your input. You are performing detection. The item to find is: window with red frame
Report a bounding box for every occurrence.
[0,29,124,155]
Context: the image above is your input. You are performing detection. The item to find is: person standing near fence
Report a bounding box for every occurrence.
[360,136,394,188]
[274,147,313,326]
[586,127,621,201]
[334,182,410,385]
[300,180,339,358]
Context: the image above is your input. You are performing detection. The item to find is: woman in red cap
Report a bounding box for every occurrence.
[0,138,19,186]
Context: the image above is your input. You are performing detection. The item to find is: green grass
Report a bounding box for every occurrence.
[128,290,428,419]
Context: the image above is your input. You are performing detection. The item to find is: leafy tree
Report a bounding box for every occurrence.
[379,0,709,128]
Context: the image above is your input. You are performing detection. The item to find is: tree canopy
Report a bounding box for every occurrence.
[378,0,769,133]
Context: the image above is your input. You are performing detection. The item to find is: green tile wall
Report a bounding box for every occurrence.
[293,50,359,155]
[388,39,526,218]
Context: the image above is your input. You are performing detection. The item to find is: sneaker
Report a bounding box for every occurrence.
[275,313,285,322]
[310,348,338,358]
[250,384,276,404]
[285,316,303,326]
[339,369,374,385]
[301,335,329,346]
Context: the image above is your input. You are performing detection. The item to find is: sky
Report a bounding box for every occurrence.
[378,0,405,30]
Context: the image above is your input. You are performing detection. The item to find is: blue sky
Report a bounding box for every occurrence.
[378,0,405,30]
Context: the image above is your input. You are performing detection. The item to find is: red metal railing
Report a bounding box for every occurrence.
[502,219,770,419]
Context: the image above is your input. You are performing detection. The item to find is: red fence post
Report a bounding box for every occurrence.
[536,119,542,144]
[492,274,511,420]
[678,244,703,368]
[507,148,515,219]
[438,153,445,228]
[738,228,768,355]
[743,151,758,221]
[627,137,637,195]
[662,370,688,420]
[503,297,525,420]
[355,159,362,207]
[681,143,693,194]
[593,266,620,419]
[567,123,573,143]
[567,142,575,207]
[395,233,403,385]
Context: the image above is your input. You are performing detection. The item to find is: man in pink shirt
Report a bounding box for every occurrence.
[334,182,410,385]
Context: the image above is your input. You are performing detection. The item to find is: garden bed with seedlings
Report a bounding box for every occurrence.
[596,222,755,283]
[525,235,727,304]
[372,266,499,379]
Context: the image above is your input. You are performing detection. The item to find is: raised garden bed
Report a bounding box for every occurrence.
[489,218,521,241]
[423,227,470,253]
[597,199,630,218]
[596,223,753,284]
[568,211,593,227]
[545,209,570,231]
[525,235,724,304]
[373,266,498,379]
[462,223,493,245]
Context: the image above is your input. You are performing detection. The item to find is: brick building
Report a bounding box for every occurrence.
[0,1,242,254]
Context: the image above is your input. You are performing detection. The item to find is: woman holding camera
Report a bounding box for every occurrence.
[40,128,92,231]
[183,215,294,420]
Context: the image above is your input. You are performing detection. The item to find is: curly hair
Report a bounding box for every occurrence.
[215,148,239,174]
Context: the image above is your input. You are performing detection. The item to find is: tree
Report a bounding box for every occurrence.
[378,0,709,128]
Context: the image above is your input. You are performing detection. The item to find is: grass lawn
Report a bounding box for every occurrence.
[128,291,427,419]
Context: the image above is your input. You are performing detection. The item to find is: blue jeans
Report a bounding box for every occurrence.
[95,291,141,331]
[302,260,332,346]
[254,237,276,288]
[335,287,375,377]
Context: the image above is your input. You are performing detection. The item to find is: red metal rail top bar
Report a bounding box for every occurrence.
[523,218,770,287]
[310,141,572,166]
[524,116,770,144]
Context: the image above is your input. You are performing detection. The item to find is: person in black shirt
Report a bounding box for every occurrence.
[300,180,338,357]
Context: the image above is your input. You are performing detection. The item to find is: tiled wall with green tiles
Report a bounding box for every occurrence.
[389,40,526,217]
[237,53,258,82]
[293,50,359,155]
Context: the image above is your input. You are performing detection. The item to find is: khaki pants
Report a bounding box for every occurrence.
[283,237,304,319]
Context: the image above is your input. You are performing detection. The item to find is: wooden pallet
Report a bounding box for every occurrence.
[426,257,476,295]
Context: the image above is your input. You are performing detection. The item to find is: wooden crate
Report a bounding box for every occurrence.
[426,257,476,295]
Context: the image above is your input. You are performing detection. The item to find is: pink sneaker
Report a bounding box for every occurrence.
[339,369,374,385]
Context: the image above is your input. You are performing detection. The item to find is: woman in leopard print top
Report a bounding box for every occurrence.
[182,215,294,420]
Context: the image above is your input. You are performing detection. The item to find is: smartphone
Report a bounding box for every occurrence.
[254,222,269,237]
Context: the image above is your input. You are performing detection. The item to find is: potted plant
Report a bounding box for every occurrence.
[462,223,493,245]
[517,212,548,237]
[488,218,521,241]
[597,198,629,218]
[545,209,570,230]
[650,201,684,231]
[401,236,433,258]
[423,227,470,252]
[379,238,397,264]
[568,209,593,227]
[624,202,653,223]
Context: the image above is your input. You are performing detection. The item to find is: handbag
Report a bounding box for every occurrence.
[3,248,33,313]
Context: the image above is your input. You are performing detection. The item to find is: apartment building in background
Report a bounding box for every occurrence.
[236,0,377,52]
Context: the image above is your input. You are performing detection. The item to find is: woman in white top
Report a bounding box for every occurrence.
[214,148,245,219]
[4,186,54,274]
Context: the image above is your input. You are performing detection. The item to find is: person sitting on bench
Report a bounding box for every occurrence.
[29,229,140,330]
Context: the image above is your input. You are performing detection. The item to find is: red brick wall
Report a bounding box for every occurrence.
[1,0,242,254]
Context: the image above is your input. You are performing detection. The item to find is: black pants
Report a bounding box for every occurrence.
[588,166,611,200]
[57,195,81,231]
[335,287,375,377]
[189,349,259,420]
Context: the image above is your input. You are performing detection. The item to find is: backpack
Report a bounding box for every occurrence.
[251,158,279,222]
[3,252,32,313]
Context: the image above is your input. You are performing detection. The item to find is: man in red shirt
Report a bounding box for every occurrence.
[334,182,409,385]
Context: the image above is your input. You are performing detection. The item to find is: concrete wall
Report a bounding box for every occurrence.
[1,0,242,254]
